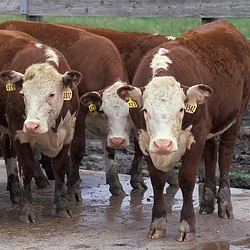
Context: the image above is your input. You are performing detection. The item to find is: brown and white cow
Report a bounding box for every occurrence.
[0,30,82,222]
[0,20,138,196]
[118,20,250,241]
[65,23,177,188]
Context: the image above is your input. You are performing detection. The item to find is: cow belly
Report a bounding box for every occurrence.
[16,111,77,157]
[85,113,107,139]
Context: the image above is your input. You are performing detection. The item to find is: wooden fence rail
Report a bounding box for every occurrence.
[0,0,249,21]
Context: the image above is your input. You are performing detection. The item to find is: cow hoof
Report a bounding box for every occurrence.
[57,209,72,218]
[19,212,36,223]
[176,231,195,242]
[199,187,215,214]
[148,229,166,239]
[199,203,215,215]
[218,202,234,219]
[109,186,126,196]
[130,179,148,190]
[34,176,50,188]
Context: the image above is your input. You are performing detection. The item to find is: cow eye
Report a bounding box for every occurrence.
[180,108,185,112]
[48,93,55,102]
[141,108,147,113]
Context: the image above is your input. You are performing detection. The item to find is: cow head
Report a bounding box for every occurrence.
[118,76,212,171]
[81,81,131,149]
[0,63,82,134]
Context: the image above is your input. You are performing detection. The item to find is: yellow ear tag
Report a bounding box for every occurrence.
[185,99,197,114]
[6,80,16,92]
[63,87,72,100]
[88,101,97,112]
[127,97,138,109]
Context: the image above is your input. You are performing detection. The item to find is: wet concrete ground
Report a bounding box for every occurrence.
[0,162,249,250]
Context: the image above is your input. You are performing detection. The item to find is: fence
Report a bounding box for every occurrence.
[0,0,249,23]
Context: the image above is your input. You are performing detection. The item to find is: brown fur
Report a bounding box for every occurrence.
[65,23,171,82]
[0,30,80,221]
[128,20,250,241]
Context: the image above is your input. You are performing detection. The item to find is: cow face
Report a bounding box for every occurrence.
[81,81,131,149]
[0,63,81,134]
[118,76,212,171]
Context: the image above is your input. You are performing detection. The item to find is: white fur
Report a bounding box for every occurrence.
[139,126,194,172]
[16,110,77,157]
[150,48,172,77]
[21,63,64,134]
[88,81,132,148]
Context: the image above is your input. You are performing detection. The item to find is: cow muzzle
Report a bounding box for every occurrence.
[109,137,127,149]
[24,121,40,134]
[153,139,178,155]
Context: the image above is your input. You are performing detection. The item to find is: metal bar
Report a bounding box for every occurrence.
[20,0,28,14]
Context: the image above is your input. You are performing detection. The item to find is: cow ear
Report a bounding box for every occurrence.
[62,70,82,89]
[80,91,102,112]
[0,70,24,89]
[117,85,144,108]
[186,84,213,104]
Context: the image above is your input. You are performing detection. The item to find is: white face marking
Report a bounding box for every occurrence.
[100,81,131,148]
[150,48,172,76]
[21,63,64,134]
[16,110,77,157]
[142,76,186,154]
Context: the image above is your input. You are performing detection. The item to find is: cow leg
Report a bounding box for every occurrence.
[1,134,20,204]
[146,156,167,239]
[33,148,50,188]
[104,140,126,196]
[177,140,205,242]
[217,119,242,219]
[199,138,217,215]
[130,135,147,190]
[52,144,72,218]
[67,110,85,202]
[14,141,37,223]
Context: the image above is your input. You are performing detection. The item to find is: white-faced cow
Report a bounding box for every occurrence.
[0,20,137,196]
[118,20,250,241]
[0,30,82,222]
[65,23,178,188]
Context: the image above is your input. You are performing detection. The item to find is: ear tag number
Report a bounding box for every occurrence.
[127,97,138,108]
[88,101,97,112]
[63,87,72,100]
[185,99,197,114]
[6,80,16,92]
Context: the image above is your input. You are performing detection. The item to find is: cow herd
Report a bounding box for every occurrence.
[0,19,249,242]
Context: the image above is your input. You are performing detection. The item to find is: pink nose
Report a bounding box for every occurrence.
[154,139,174,154]
[24,122,40,134]
[109,137,125,148]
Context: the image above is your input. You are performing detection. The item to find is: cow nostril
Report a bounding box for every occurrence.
[154,140,173,152]
[24,122,40,133]
[110,138,125,146]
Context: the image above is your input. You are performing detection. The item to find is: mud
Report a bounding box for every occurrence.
[0,161,250,250]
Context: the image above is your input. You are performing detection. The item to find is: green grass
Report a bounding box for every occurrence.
[0,14,249,38]
[229,170,250,180]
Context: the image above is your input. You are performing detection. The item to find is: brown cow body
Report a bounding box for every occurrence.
[67,23,174,83]
[0,30,82,222]
[118,20,250,241]
[0,20,144,197]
